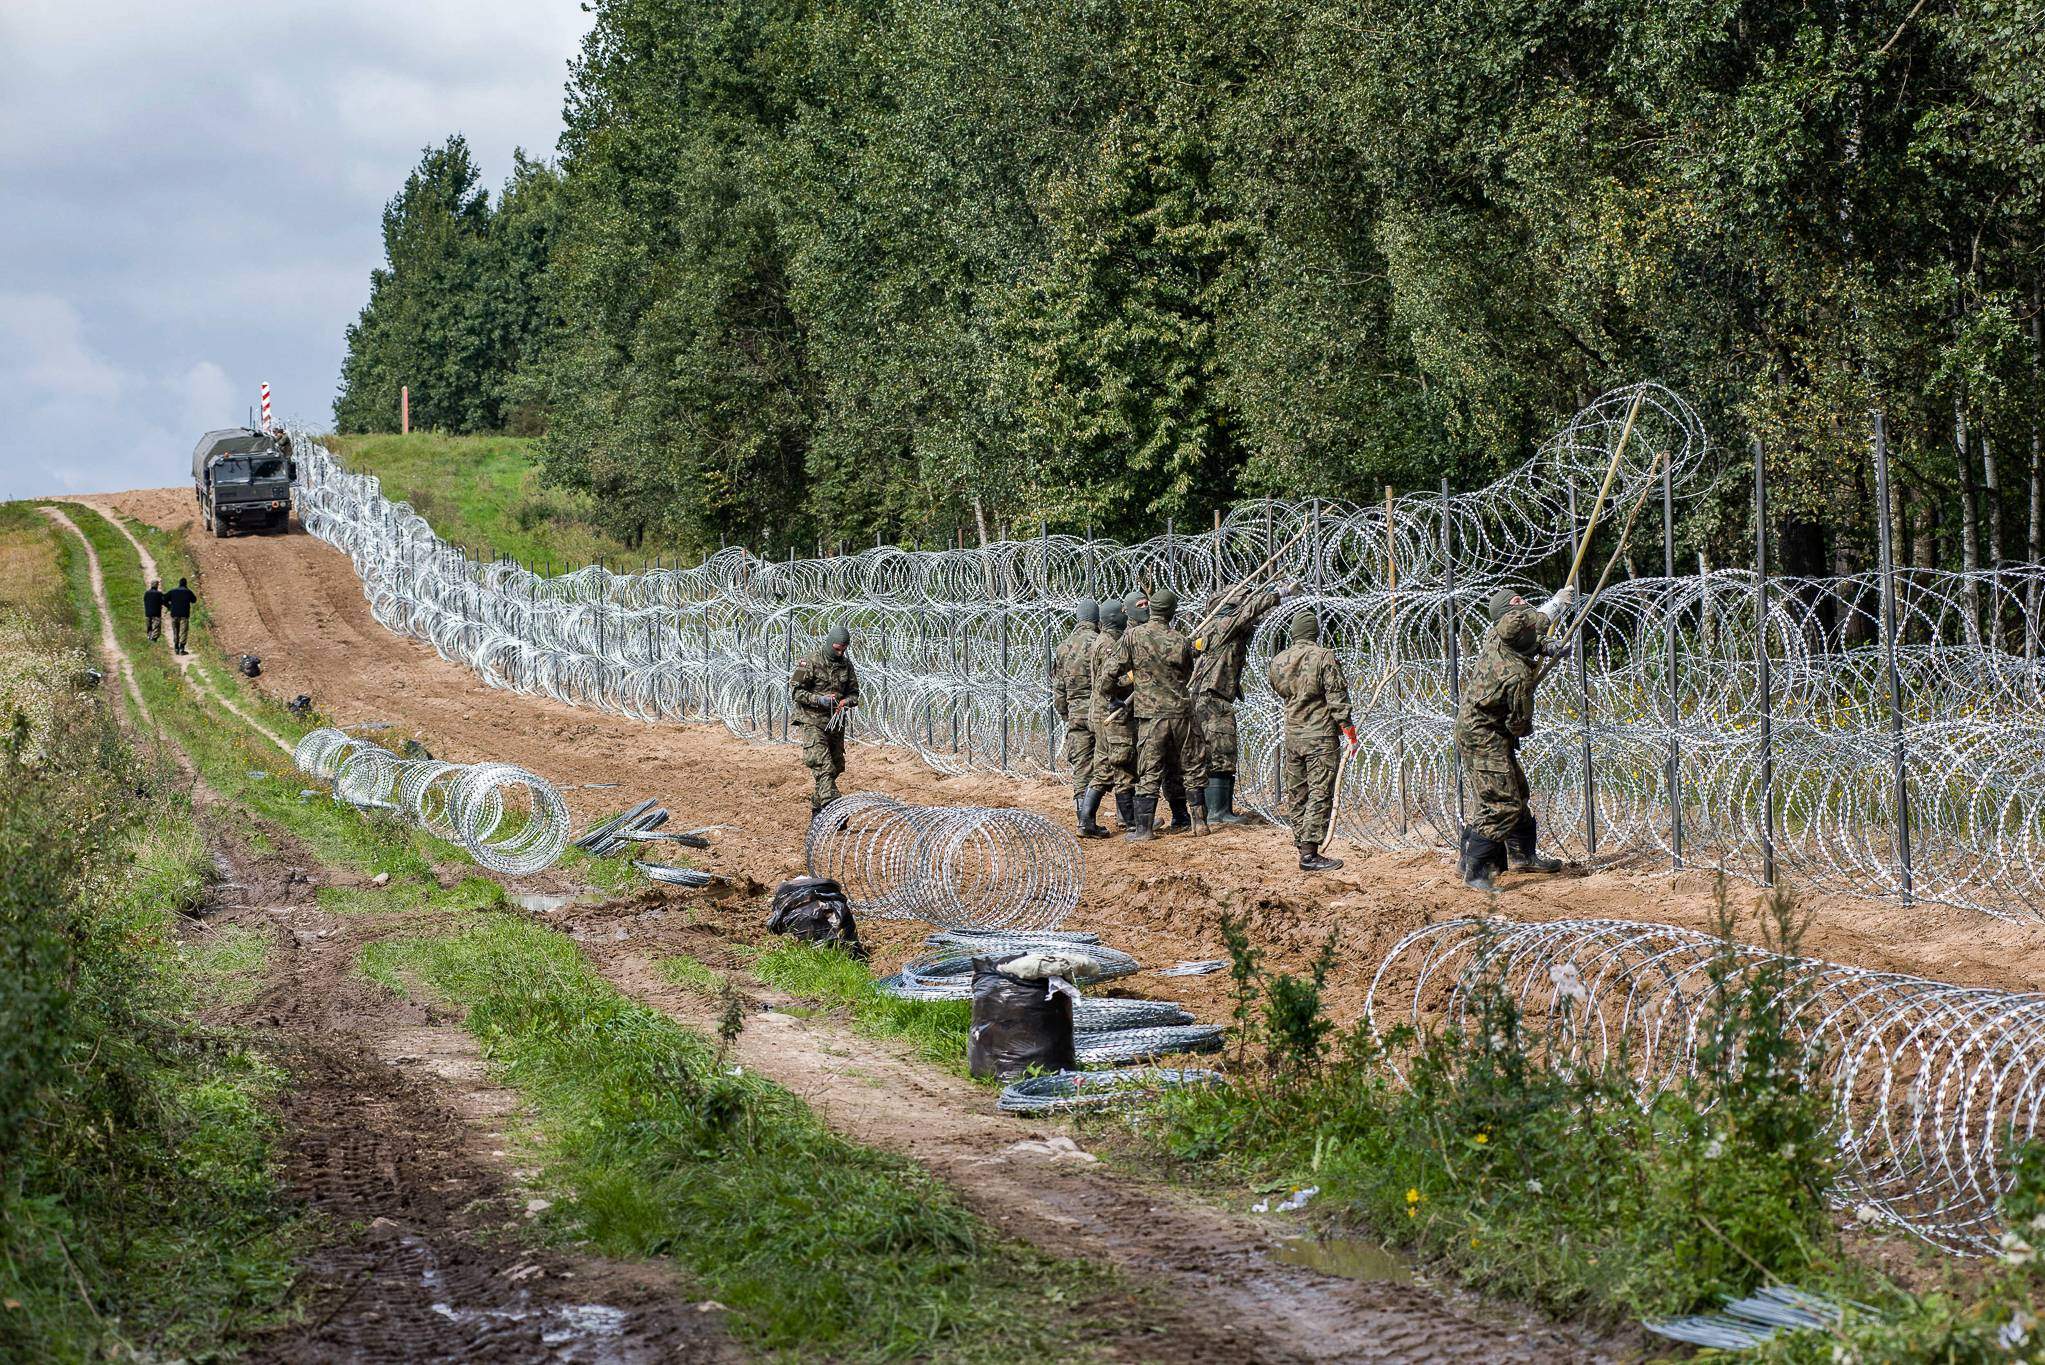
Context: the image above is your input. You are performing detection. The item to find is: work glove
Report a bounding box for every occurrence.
[1541,638,1573,659]
[1538,584,1578,622]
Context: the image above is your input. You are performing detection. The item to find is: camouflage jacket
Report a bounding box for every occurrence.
[1088,628,1131,727]
[1452,608,1548,752]
[1111,619,1194,720]
[790,647,860,725]
[1267,640,1355,739]
[1050,623,1097,726]
[1189,588,1280,701]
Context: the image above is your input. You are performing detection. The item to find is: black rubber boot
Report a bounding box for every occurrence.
[1209,774,1247,826]
[1189,800,1209,835]
[1115,790,1135,829]
[1077,787,1111,839]
[1160,781,1192,835]
[1298,843,1343,872]
[1460,829,1506,892]
[1506,812,1562,874]
[1123,794,1158,842]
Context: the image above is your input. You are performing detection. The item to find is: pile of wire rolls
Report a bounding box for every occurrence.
[1364,916,2045,1255]
[293,727,569,875]
[805,793,1081,930]
[289,379,2045,918]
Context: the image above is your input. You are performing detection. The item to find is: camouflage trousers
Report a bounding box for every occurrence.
[1460,740,1530,845]
[1133,713,1192,800]
[1091,713,1136,796]
[797,722,847,810]
[1062,720,1096,792]
[1281,731,1342,848]
[1183,693,1238,787]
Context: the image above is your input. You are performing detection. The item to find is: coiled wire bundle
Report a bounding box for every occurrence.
[292,727,568,875]
[806,793,1081,930]
[1364,916,2045,1254]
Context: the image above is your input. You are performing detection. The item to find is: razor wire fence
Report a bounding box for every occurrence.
[293,381,2045,919]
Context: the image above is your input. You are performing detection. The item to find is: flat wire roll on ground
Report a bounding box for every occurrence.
[805,792,1081,930]
[1363,915,2045,1256]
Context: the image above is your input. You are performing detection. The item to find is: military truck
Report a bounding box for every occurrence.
[192,427,295,536]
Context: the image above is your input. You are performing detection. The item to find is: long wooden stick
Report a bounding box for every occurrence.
[1188,526,1308,639]
[1563,388,1648,591]
[1538,445,1667,681]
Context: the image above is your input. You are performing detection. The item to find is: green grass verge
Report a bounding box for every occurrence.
[325,433,690,568]
[365,915,1104,1361]
[755,941,977,1078]
[657,953,728,996]
[1,535,298,1359]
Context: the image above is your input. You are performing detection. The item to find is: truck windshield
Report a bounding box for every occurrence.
[249,457,285,480]
[214,459,254,484]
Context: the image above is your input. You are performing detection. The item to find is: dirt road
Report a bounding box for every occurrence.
[98,486,2045,1018]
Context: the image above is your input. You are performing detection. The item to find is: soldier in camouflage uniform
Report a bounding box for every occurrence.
[1088,600,1137,828]
[1452,585,1577,890]
[1111,586,1198,840]
[790,623,861,817]
[1267,610,1357,871]
[1052,598,1109,838]
[1186,581,1290,827]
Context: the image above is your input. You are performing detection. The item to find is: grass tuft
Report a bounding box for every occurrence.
[756,940,976,1077]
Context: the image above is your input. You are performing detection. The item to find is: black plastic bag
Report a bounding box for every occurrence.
[766,877,866,959]
[968,957,1077,1081]
[239,654,262,678]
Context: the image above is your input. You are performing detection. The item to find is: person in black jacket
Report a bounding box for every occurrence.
[143,580,164,642]
[163,578,197,654]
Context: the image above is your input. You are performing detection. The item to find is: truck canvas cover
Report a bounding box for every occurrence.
[191,428,278,482]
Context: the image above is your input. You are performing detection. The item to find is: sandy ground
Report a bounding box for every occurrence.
[96,486,2045,1022]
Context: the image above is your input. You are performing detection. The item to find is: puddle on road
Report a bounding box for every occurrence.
[516,892,599,914]
[1274,1235,1410,1284]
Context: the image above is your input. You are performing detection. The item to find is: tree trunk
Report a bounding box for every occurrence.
[2029,297,2042,658]
[1984,433,2004,647]
[1955,398,1981,633]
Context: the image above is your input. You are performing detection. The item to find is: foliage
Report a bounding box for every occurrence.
[1140,898,1845,1323]
[335,0,2043,578]
[366,915,1102,1359]
[754,938,977,1078]
[0,594,294,1359]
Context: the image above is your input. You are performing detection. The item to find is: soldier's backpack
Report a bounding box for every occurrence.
[766,877,866,959]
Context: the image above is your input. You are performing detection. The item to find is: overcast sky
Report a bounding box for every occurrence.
[0,0,593,500]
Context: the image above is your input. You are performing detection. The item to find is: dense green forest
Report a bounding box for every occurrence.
[334,0,2043,577]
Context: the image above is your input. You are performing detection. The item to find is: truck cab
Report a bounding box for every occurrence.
[193,428,295,536]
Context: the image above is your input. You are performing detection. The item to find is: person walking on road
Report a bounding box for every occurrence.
[1186,581,1290,827]
[1267,610,1357,872]
[1088,601,1137,831]
[1112,586,1198,840]
[1452,585,1577,891]
[790,623,861,818]
[143,579,164,643]
[1052,598,1108,838]
[164,578,197,654]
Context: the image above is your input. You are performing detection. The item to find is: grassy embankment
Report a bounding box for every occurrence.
[325,432,691,567]
[0,502,297,1360]
[54,501,1112,1358]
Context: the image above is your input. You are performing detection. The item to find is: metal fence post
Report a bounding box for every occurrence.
[999,607,1010,772]
[1568,486,1597,856]
[1663,444,1683,868]
[1442,477,1463,826]
[1871,412,1914,904]
[1753,437,1776,887]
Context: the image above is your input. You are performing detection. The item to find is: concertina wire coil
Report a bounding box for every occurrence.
[289,381,2045,919]
[1365,916,2045,1255]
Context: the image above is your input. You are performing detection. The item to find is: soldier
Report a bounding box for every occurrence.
[143,579,164,643]
[790,623,861,818]
[1088,601,1137,829]
[1267,611,1357,871]
[163,578,198,655]
[1052,598,1108,838]
[1453,585,1577,891]
[1112,586,1198,840]
[1186,580,1291,827]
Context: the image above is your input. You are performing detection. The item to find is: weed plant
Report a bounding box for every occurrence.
[366,916,1097,1360]
[756,939,977,1077]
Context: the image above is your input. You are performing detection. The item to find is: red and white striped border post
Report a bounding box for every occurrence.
[260,382,272,431]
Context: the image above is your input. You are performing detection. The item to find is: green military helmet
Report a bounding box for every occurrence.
[1288,610,1320,644]
[1075,597,1099,625]
[1148,586,1179,621]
